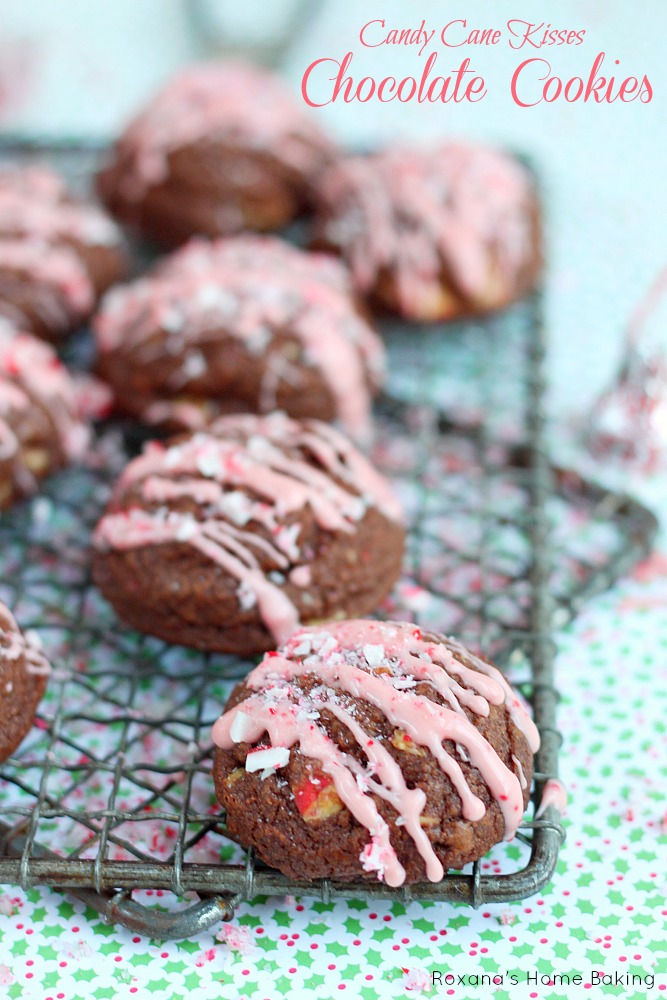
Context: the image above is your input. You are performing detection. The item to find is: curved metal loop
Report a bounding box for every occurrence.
[105,892,240,940]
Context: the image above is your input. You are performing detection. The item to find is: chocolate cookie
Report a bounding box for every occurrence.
[0,323,90,509]
[96,61,337,249]
[92,414,405,656]
[0,601,50,764]
[94,235,384,441]
[313,143,541,322]
[212,620,539,885]
[0,166,126,341]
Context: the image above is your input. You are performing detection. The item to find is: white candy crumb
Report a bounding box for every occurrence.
[402,968,432,994]
[162,308,184,334]
[245,746,290,773]
[359,837,387,880]
[318,635,339,657]
[31,497,53,524]
[296,707,320,723]
[237,584,257,611]
[215,922,254,955]
[24,629,43,651]
[275,523,301,559]
[355,773,370,792]
[175,517,198,542]
[220,491,252,526]
[181,352,207,379]
[292,637,313,657]
[196,448,222,478]
[363,644,385,668]
[391,676,416,690]
[229,711,255,744]
[195,283,225,311]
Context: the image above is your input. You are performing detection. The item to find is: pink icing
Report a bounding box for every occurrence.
[443,635,539,754]
[0,239,94,320]
[0,166,66,202]
[0,166,121,248]
[94,413,403,644]
[212,619,539,886]
[95,235,384,439]
[0,600,50,676]
[0,323,90,492]
[317,142,535,312]
[109,61,335,198]
[535,778,567,818]
[0,166,121,327]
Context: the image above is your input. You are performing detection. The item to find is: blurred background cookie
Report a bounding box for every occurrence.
[313,142,541,322]
[0,166,126,341]
[0,322,90,509]
[0,600,50,764]
[94,235,384,441]
[96,61,337,248]
[212,619,539,885]
[92,413,405,655]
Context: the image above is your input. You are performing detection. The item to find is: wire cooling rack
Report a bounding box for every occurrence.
[0,143,659,940]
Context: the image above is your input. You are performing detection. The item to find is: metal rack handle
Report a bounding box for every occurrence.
[106,891,239,939]
[1,822,240,939]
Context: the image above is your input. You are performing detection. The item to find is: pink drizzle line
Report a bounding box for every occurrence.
[94,414,403,645]
[212,619,539,886]
[535,778,567,818]
[0,600,50,676]
[318,142,534,311]
[95,234,384,439]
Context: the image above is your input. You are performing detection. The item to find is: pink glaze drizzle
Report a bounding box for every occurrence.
[535,778,567,818]
[0,166,121,325]
[0,600,50,676]
[94,414,403,645]
[0,166,121,248]
[109,61,335,199]
[212,620,539,886]
[318,143,535,312]
[0,239,94,322]
[0,323,90,493]
[95,235,384,439]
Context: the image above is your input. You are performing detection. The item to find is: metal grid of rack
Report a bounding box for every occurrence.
[0,144,658,939]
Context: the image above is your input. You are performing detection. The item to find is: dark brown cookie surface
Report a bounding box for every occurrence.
[313,143,542,322]
[96,62,337,248]
[0,323,90,510]
[0,601,50,764]
[212,620,539,884]
[0,166,126,341]
[92,414,405,656]
[94,235,384,441]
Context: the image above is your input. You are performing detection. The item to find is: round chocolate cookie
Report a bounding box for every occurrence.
[96,61,337,249]
[0,166,126,341]
[313,142,542,322]
[92,414,405,656]
[0,323,90,510]
[212,620,539,885]
[0,600,50,764]
[94,235,384,441]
